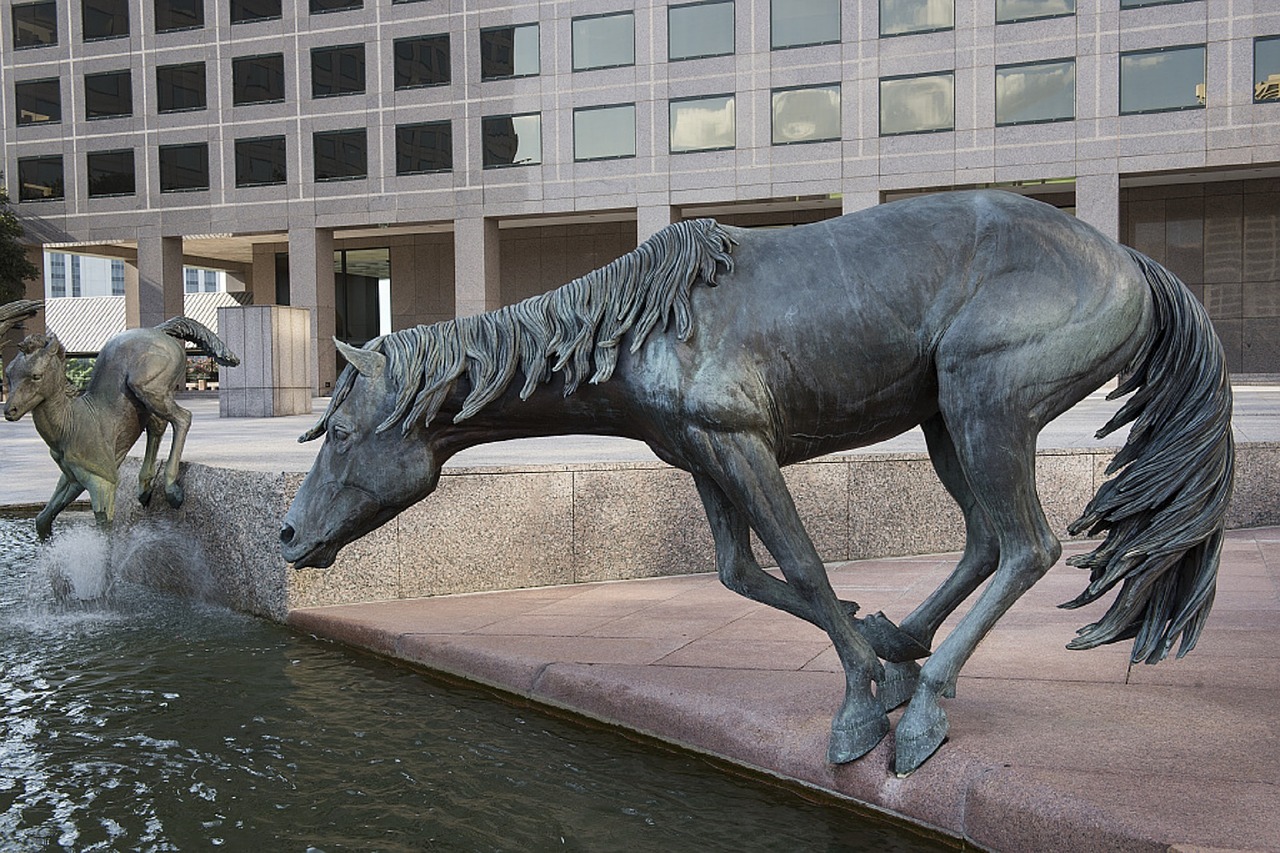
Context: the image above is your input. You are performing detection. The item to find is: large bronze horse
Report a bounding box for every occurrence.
[280,191,1234,774]
[4,318,240,539]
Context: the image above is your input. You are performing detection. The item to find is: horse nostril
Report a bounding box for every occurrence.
[279,523,295,545]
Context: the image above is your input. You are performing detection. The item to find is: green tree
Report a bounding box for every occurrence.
[0,178,41,303]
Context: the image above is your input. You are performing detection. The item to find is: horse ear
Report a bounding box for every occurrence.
[335,338,386,379]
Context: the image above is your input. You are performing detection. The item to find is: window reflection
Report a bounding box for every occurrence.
[996,0,1073,24]
[87,149,135,197]
[17,156,63,201]
[1121,0,1195,8]
[155,0,204,32]
[574,104,636,161]
[312,45,365,98]
[12,3,57,49]
[1255,36,1280,102]
[15,78,59,124]
[771,85,840,144]
[771,0,839,49]
[669,1,734,61]
[159,143,209,192]
[482,113,541,167]
[480,24,539,79]
[83,0,129,40]
[572,13,634,71]
[394,35,450,88]
[231,0,281,23]
[880,72,954,135]
[313,129,367,180]
[880,0,953,37]
[1120,45,1205,114]
[670,95,735,152]
[156,63,206,113]
[396,121,452,174]
[235,136,287,186]
[233,54,285,105]
[996,60,1075,125]
[85,71,132,119]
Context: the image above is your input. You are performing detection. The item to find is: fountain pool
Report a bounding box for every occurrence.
[0,513,952,851]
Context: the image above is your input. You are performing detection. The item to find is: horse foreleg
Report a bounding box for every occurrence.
[81,472,119,531]
[692,430,887,763]
[36,473,86,540]
[158,403,192,508]
[137,416,165,506]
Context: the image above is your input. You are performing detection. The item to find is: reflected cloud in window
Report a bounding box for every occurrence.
[670,95,735,152]
[880,0,953,37]
[996,0,1073,24]
[996,59,1075,125]
[772,85,840,144]
[880,72,954,135]
[1120,45,1205,114]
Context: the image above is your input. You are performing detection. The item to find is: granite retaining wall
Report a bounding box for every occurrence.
[113,443,1280,622]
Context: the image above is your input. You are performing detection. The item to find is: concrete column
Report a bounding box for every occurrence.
[454,217,500,317]
[1075,174,1121,243]
[250,243,279,306]
[636,205,675,242]
[289,225,336,394]
[130,235,184,328]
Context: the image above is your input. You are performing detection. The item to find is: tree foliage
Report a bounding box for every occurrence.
[0,180,41,304]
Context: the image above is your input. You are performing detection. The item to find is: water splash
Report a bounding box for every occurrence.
[108,517,220,605]
[32,524,113,604]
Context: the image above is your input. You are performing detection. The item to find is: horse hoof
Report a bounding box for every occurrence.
[165,482,184,508]
[894,694,950,776]
[877,660,920,711]
[828,709,890,764]
[138,488,153,507]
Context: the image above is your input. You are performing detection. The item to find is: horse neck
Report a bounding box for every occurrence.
[29,380,79,446]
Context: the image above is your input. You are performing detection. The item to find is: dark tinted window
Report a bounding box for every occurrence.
[233,54,285,104]
[312,45,365,97]
[481,113,541,167]
[310,0,361,12]
[235,136,287,186]
[12,2,57,48]
[394,35,450,88]
[16,156,63,201]
[159,143,209,191]
[82,0,129,40]
[396,121,452,174]
[156,62,206,112]
[231,0,280,23]
[85,70,133,119]
[155,0,203,32]
[314,130,367,180]
[15,78,60,124]
[480,24,539,79]
[87,149,135,196]
[668,1,734,61]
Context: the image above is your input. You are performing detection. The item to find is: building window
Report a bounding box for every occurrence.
[670,95,735,153]
[15,78,60,124]
[85,70,132,119]
[16,156,63,201]
[481,113,541,168]
[314,129,367,180]
[1255,36,1280,103]
[111,259,125,295]
[573,104,636,161]
[1121,0,1194,8]
[996,0,1074,24]
[235,136,287,186]
[184,268,200,293]
[771,0,839,49]
[394,35,450,89]
[395,121,452,174]
[334,249,389,346]
[1120,45,1206,114]
[231,0,280,23]
[12,2,57,49]
[156,63,206,113]
[480,24,539,79]
[233,54,285,105]
[82,0,128,41]
[880,72,955,135]
[996,59,1075,125]
[572,13,634,71]
[312,45,365,98]
[48,254,66,296]
[311,0,361,12]
[669,1,734,61]
[70,257,81,296]
[772,84,841,144]
[159,143,209,192]
[880,0,953,37]
[155,0,203,32]
[87,150,135,197]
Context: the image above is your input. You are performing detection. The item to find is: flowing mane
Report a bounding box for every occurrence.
[303,218,735,440]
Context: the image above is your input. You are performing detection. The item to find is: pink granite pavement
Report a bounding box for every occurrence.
[287,527,1280,852]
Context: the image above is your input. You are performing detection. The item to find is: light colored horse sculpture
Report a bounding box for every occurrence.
[3,318,240,539]
[280,191,1234,774]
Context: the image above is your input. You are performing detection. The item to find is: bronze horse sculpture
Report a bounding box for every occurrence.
[4,318,240,539]
[280,191,1234,774]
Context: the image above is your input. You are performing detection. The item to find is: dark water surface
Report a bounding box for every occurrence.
[0,515,952,852]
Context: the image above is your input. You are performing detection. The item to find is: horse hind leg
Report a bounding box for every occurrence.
[136,415,166,506]
[128,377,192,508]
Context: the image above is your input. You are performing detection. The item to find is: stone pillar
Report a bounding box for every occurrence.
[130,234,184,328]
[250,243,278,306]
[636,204,675,242]
[1075,174,1121,243]
[454,217,500,317]
[217,305,313,417]
[288,225,336,394]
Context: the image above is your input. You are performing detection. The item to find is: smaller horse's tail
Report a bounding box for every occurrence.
[156,316,241,366]
[0,299,42,339]
[1061,249,1234,665]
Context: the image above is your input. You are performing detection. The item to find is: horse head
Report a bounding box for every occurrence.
[280,339,442,569]
[4,333,67,422]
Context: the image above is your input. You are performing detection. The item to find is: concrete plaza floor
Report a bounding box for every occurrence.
[2,385,1278,850]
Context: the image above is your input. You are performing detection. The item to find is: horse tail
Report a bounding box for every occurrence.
[1060,248,1234,665]
[156,316,241,366]
[0,299,42,339]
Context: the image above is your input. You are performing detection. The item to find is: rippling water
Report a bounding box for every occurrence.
[0,514,949,852]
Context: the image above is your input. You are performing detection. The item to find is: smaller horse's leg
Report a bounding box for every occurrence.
[692,430,887,763]
[136,415,165,507]
[879,415,1001,710]
[81,472,119,531]
[36,473,86,540]
[131,378,192,508]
